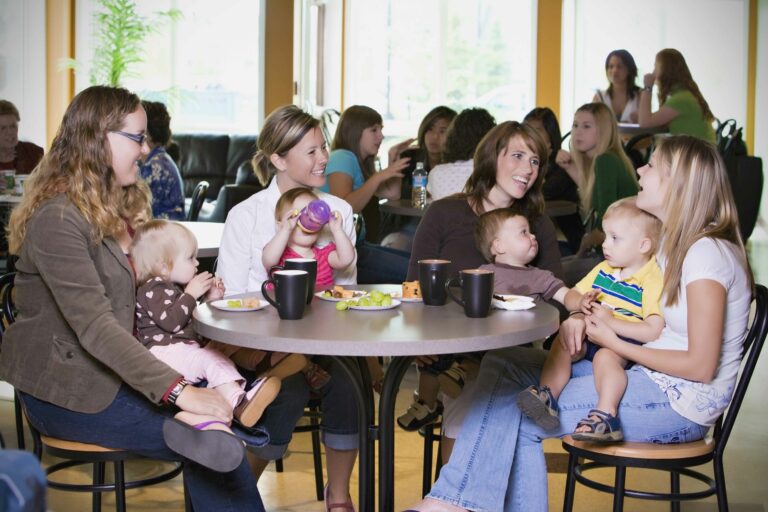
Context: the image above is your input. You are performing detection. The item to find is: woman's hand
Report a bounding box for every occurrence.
[579,290,600,315]
[379,156,411,182]
[415,355,439,368]
[560,314,587,357]
[643,73,656,88]
[588,302,614,323]
[555,149,572,168]
[387,137,416,163]
[584,314,620,348]
[185,272,215,299]
[175,385,234,422]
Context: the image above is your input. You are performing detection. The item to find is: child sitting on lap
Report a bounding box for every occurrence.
[517,197,664,442]
[130,220,308,434]
[262,188,356,388]
[398,208,589,431]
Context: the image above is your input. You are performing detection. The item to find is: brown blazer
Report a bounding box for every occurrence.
[0,194,181,413]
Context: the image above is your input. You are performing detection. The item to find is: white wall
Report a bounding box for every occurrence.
[0,0,46,147]
[754,0,768,234]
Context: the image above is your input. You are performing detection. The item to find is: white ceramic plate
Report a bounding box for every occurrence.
[389,292,423,303]
[349,299,402,311]
[210,298,269,312]
[492,294,536,311]
[315,290,367,302]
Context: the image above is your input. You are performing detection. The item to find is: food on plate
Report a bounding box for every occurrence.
[402,281,421,299]
[225,298,260,309]
[323,285,364,299]
[336,289,393,310]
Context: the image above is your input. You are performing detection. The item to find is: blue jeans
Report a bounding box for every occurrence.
[19,386,265,512]
[0,450,46,512]
[428,347,710,512]
[250,357,359,459]
[356,241,410,284]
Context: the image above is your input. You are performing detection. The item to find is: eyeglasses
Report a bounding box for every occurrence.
[111,130,146,145]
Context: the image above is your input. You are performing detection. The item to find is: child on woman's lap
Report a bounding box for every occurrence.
[517,197,664,441]
[262,188,356,389]
[130,220,306,435]
[399,209,591,431]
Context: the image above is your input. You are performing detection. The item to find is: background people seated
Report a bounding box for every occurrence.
[0,100,43,175]
[592,49,641,123]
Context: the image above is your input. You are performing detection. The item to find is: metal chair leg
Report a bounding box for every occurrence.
[114,460,126,512]
[421,423,434,497]
[612,466,626,512]
[714,456,729,512]
[275,457,284,472]
[14,393,25,450]
[310,419,324,501]
[563,454,578,512]
[93,462,105,512]
[670,470,681,512]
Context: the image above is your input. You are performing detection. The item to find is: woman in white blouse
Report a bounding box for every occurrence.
[218,105,360,512]
[593,49,641,123]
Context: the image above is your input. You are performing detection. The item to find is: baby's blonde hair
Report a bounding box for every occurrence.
[603,196,662,253]
[130,220,198,283]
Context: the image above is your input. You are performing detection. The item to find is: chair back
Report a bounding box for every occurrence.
[197,184,261,223]
[187,180,210,221]
[0,272,16,340]
[623,132,656,169]
[715,283,768,454]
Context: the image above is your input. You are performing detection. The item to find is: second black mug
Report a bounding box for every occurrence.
[270,258,317,304]
[446,268,495,318]
[418,259,451,306]
[261,269,309,320]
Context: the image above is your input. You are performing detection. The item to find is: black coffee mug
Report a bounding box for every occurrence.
[446,269,494,318]
[418,259,451,306]
[270,258,317,304]
[261,270,309,320]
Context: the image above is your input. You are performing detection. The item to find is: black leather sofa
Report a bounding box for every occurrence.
[172,134,261,200]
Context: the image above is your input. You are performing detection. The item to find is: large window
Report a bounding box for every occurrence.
[74,0,264,134]
[560,0,750,132]
[341,0,537,143]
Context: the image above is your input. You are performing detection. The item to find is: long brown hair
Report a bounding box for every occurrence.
[570,102,636,212]
[656,49,714,123]
[7,86,151,254]
[331,105,382,180]
[417,105,456,169]
[252,105,321,187]
[463,121,548,218]
[654,135,752,306]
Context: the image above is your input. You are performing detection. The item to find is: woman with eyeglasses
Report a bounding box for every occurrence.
[0,85,265,510]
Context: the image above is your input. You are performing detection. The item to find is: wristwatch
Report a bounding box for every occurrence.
[167,378,189,405]
[643,85,653,92]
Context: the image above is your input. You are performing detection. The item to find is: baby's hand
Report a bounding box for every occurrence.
[205,277,225,301]
[279,208,300,231]
[328,211,343,231]
[589,303,613,323]
[579,290,599,315]
[185,272,214,300]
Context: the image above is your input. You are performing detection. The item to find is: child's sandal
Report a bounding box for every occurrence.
[571,408,624,443]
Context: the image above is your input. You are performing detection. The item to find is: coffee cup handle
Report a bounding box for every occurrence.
[269,265,284,277]
[261,279,279,309]
[445,277,464,307]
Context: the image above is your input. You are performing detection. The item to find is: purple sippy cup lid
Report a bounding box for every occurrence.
[297,199,331,233]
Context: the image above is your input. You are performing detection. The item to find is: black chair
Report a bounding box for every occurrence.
[0,272,25,450]
[623,132,656,169]
[419,420,443,497]
[186,180,209,221]
[561,283,768,512]
[0,272,187,512]
[197,184,261,223]
[274,399,325,502]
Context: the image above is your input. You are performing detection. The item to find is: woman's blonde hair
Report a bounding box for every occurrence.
[464,121,548,218]
[654,135,752,306]
[332,105,383,180]
[252,105,321,187]
[570,102,636,212]
[7,86,151,254]
[130,220,198,283]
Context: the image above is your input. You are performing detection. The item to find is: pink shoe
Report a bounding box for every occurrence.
[324,484,355,512]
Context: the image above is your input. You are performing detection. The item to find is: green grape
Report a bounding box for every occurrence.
[381,295,392,306]
[335,301,349,311]
[370,290,384,302]
[358,297,371,307]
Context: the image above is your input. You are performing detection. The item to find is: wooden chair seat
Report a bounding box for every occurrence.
[562,434,715,460]
[40,436,125,454]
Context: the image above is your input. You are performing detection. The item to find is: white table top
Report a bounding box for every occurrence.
[178,221,224,258]
[193,284,559,357]
[0,194,22,205]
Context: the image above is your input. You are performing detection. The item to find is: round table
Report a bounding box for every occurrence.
[379,198,429,218]
[194,284,559,511]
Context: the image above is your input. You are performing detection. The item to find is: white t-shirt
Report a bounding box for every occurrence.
[595,88,639,123]
[426,160,473,200]
[639,238,751,426]
[217,178,357,295]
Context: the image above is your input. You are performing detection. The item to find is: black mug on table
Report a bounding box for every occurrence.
[270,258,317,304]
[446,269,495,318]
[418,259,451,306]
[261,270,309,320]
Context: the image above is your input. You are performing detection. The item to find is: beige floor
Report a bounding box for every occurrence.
[3,236,768,511]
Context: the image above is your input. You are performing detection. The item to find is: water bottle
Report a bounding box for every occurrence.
[411,162,427,208]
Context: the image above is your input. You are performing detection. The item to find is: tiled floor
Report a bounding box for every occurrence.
[2,232,768,511]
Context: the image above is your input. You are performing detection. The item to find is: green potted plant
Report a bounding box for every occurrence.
[64,0,181,86]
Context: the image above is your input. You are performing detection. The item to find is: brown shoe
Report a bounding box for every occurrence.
[234,376,281,427]
[265,353,309,380]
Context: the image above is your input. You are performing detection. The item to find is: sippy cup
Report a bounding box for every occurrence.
[297,199,331,233]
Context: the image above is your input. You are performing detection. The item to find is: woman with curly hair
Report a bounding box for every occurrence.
[639,48,716,143]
